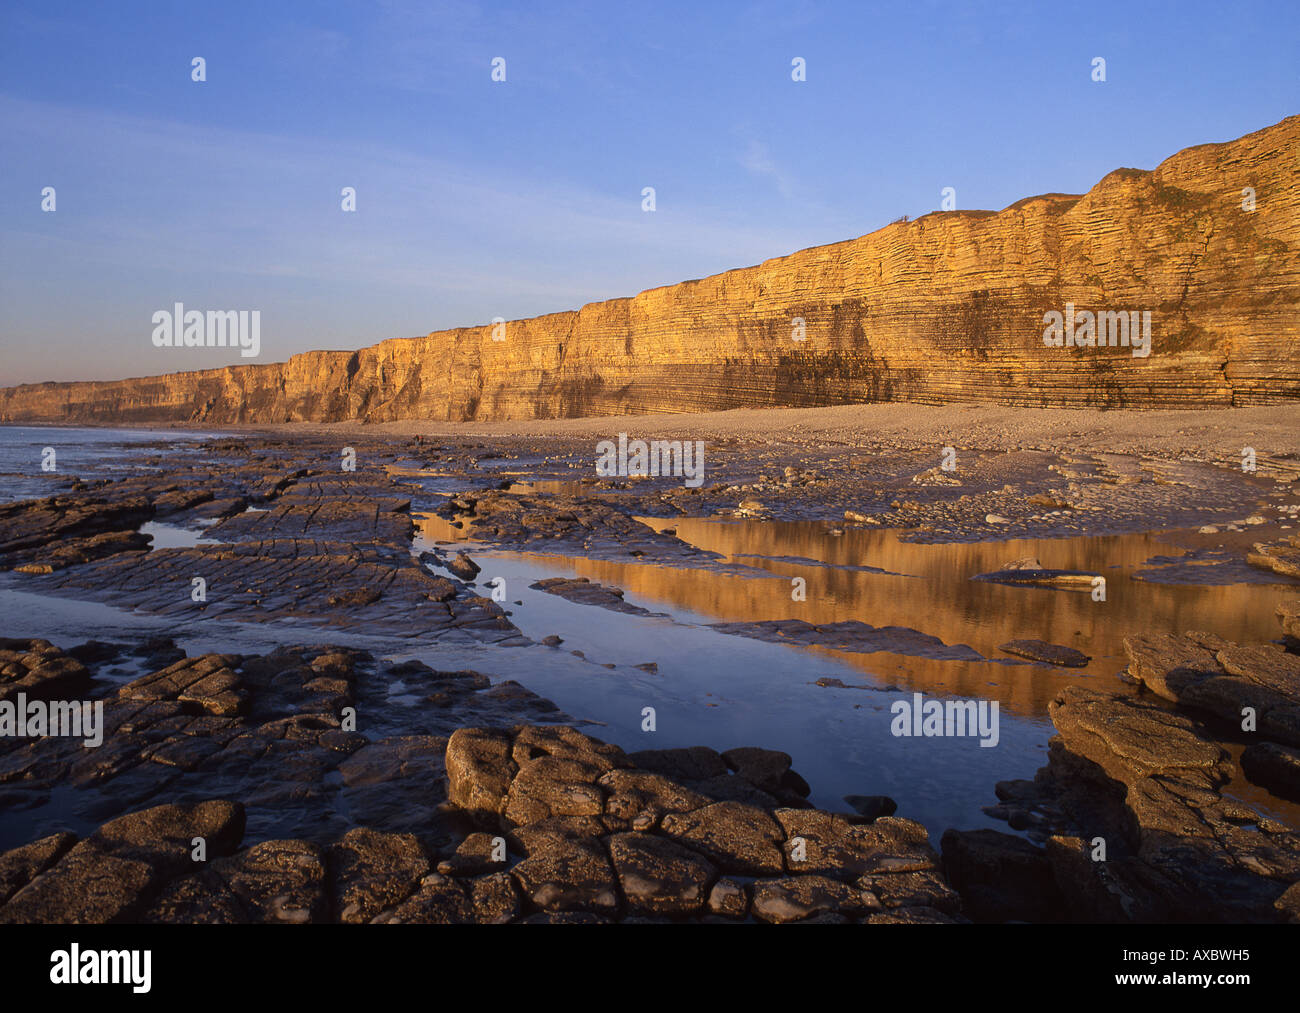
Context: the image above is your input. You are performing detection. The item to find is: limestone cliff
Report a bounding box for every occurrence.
[3,115,1298,424]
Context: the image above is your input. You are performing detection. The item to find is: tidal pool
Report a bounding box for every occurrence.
[413,513,1300,837]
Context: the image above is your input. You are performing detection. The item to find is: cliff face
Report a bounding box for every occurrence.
[4,116,1298,425]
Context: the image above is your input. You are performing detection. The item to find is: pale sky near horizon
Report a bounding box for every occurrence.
[1,0,1297,386]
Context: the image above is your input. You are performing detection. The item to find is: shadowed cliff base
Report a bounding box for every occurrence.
[265,401,1300,468]
[2,114,1299,425]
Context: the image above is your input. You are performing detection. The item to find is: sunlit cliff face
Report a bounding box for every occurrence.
[3,116,1298,424]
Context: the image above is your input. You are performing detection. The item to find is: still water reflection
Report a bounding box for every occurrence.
[415,514,1300,830]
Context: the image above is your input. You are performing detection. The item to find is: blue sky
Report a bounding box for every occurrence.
[1,0,1297,385]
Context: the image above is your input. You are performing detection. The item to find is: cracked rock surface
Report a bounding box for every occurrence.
[0,725,958,924]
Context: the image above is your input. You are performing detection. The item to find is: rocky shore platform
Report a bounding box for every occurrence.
[944,601,1300,923]
[0,718,959,924]
[1,421,1298,922]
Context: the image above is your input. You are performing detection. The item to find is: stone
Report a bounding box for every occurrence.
[436,832,509,877]
[447,552,481,580]
[774,810,938,879]
[709,619,983,662]
[529,577,662,616]
[329,828,429,924]
[512,725,627,769]
[607,832,716,915]
[599,769,711,828]
[1049,686,1232,784]
[1123,634,1300,747]
[659,802,784,876]
[627,746,728,782]
[1240,742,1300,802]
[0,801,245,923]
[1216,645,1300,698]
[999,639,1090,667]
[0,832,76,906]
[751,875,873,923]
[972,568,1100,591]
[861,869,962,914]
[1123,633,1224,702]
[940,828,1061,922]
[1,849,158,924]
[1279,600,1300,640]
[0,640,91,704]
[1275,881,1300,923]
[89,799,246,869]
[468,871,519,924]
[1249,540,1300,579]
[371,873,472,924]
[1033,683,1300,923]
[444,728,516,826]
[705,877,748,919]
[211,839,328,924]
[721,746,794,793]
[843,795,898,821]
[502,755,608,825]
[509,821,619,915]
[866,906,960,924]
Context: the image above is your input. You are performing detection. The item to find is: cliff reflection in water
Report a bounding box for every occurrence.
[419,513,1295,722]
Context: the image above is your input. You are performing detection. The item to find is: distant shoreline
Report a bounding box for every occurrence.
[5,402,1297,469]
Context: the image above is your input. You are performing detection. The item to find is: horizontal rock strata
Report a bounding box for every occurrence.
[3,116,1299,423]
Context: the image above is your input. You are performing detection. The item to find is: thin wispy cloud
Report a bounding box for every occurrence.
[0,94,829,384]
[739,138,797,200]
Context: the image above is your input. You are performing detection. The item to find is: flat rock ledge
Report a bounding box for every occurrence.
[527,577,666,617]
[1249,538,1300,580]
[0,641,567,846]
[998,639,1091,668]
[708,619,985,662]
[943,606,1300,923]
[0,726,961,924]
